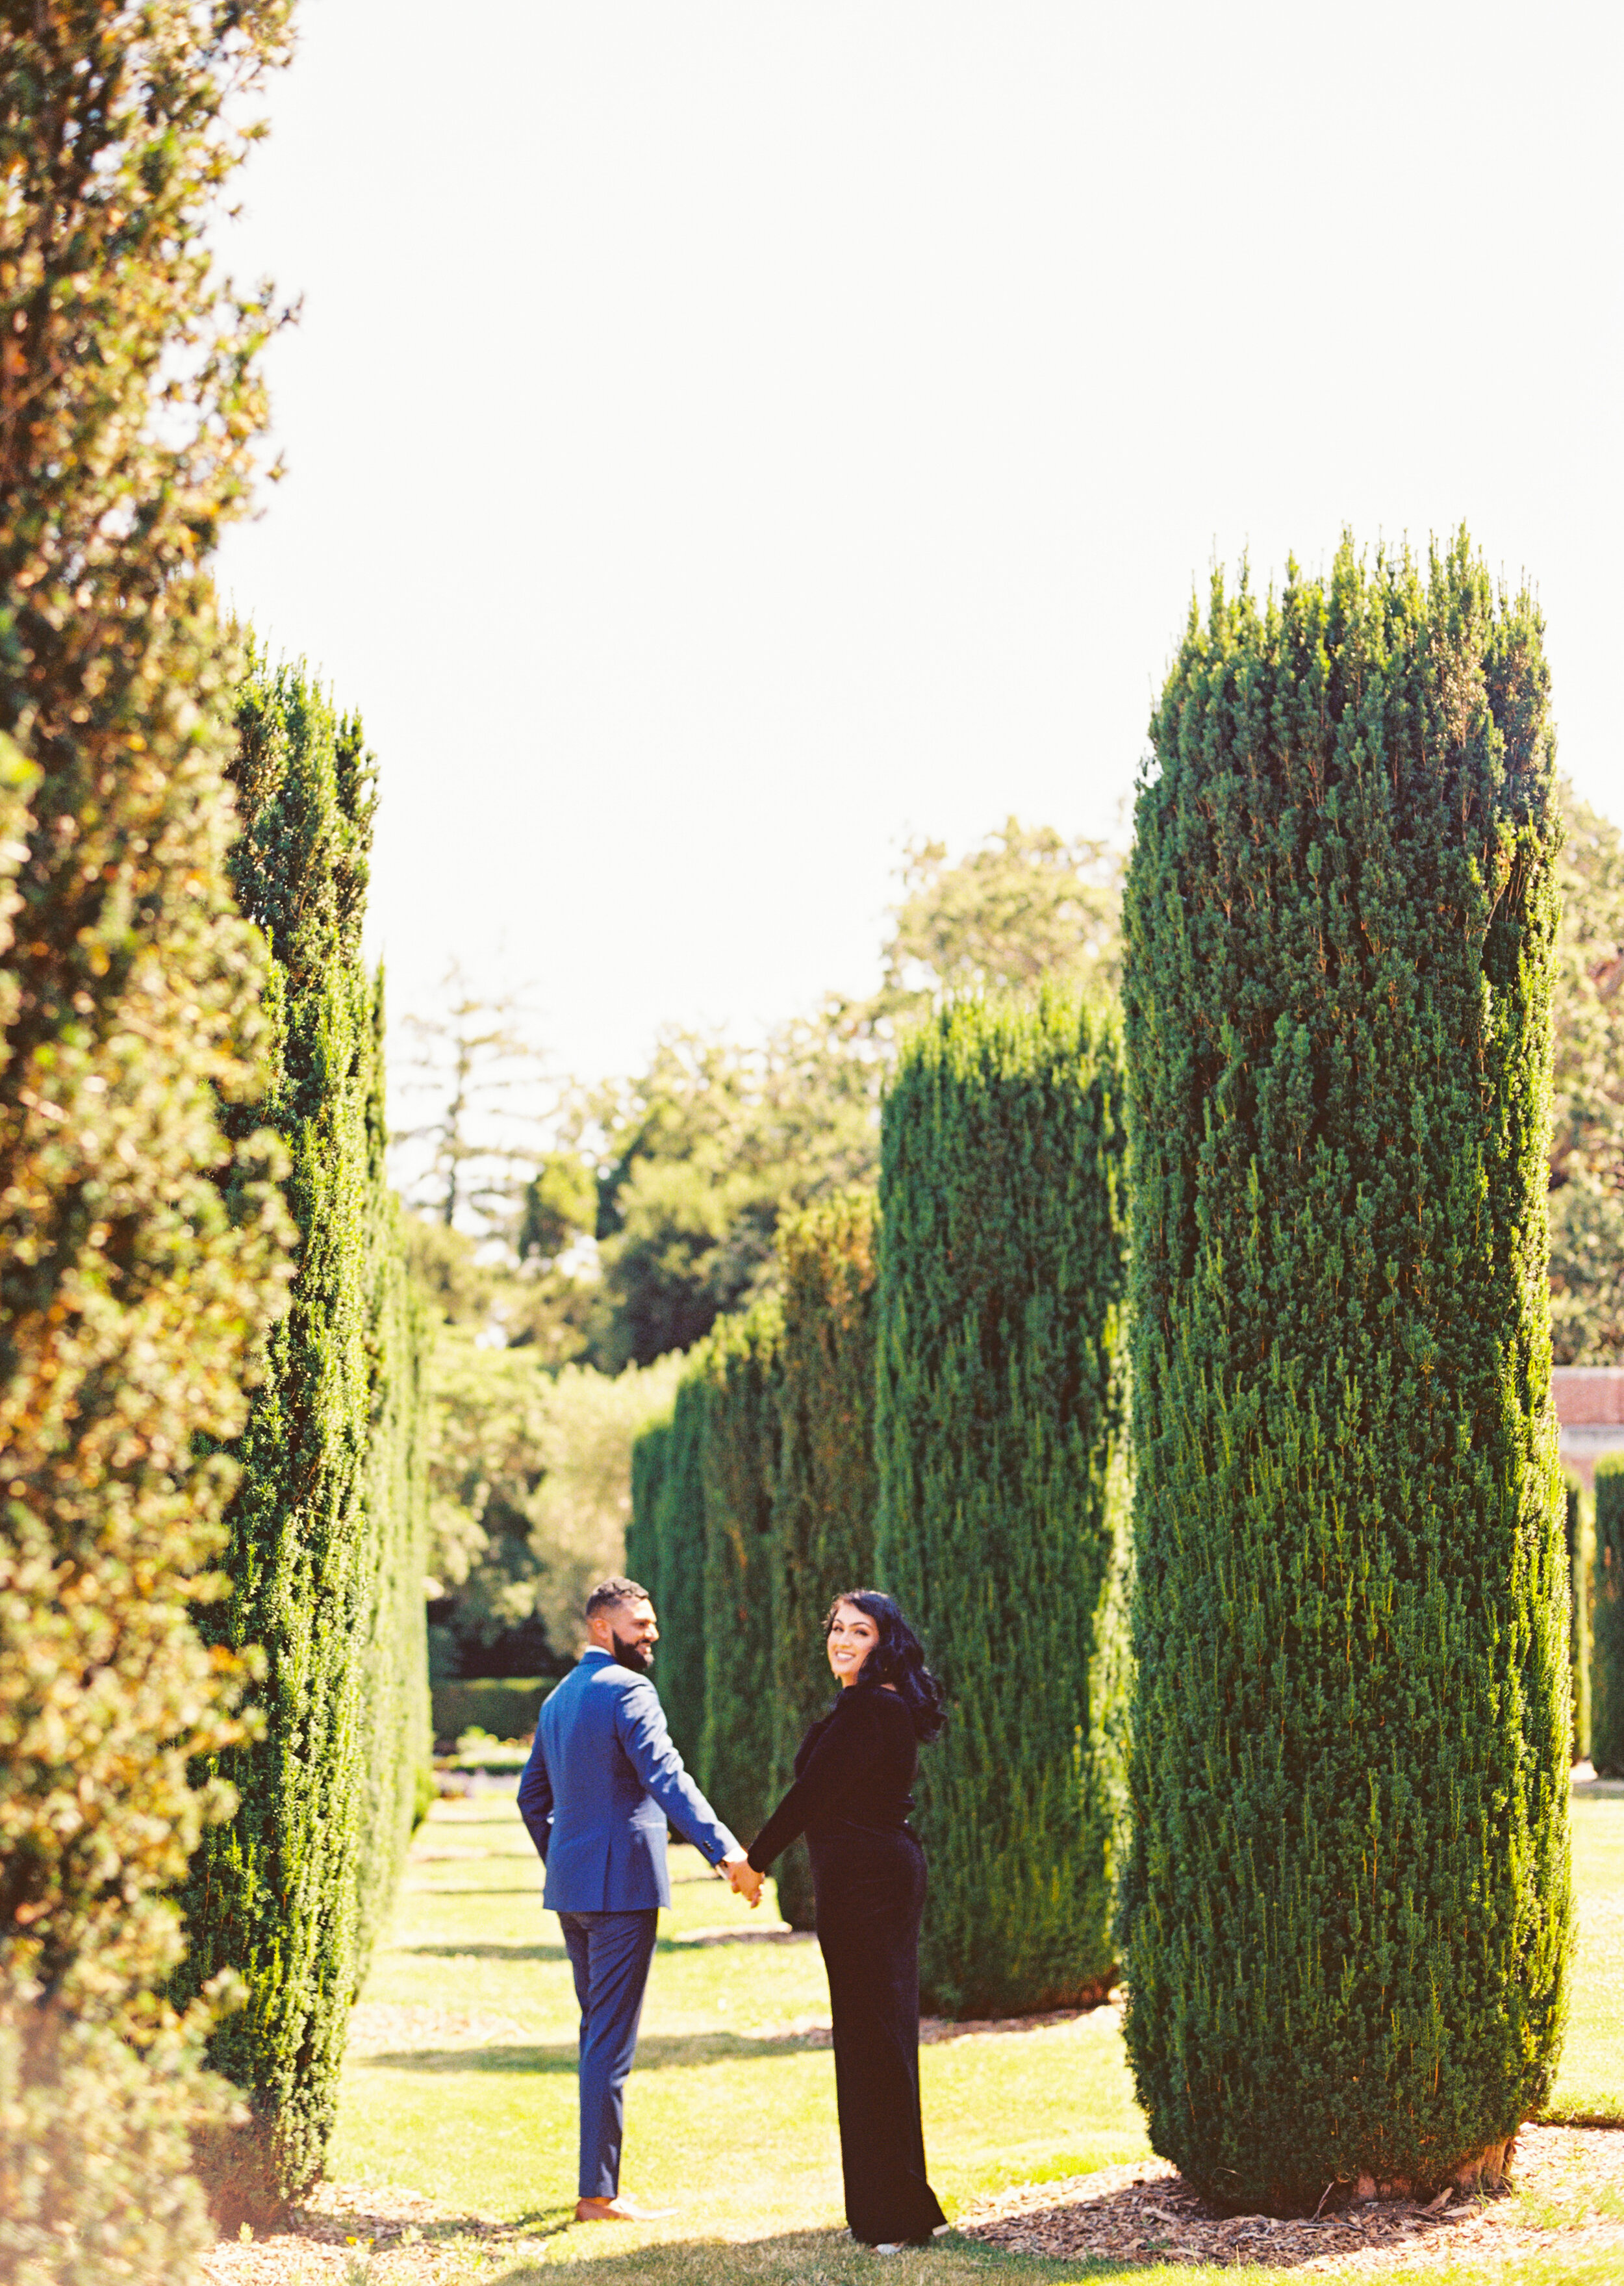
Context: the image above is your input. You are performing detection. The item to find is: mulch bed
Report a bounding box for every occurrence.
[958,2121,1624,2273]
[197,2178,559,2283]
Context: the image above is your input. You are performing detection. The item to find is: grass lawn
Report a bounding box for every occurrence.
[320,1781,1624,2285]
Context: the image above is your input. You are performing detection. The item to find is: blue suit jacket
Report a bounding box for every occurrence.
[518,1648,739,1911]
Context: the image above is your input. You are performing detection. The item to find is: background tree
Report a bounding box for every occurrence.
[1119,537,1571,2213]
[1549,784,1624,1362]
[581,1022,876,1371]
[698,1301,783,1843]
[769,1189,882,1930]
[176,657,425,2223]
[878,817,1123,1018]
[419,1280,679,1688]
[875,991,1130,2016]
[0,7,295,2275]
[396,963,551,1238]
[527,1354,683,1658]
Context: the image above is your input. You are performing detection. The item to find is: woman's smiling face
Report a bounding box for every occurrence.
[827,1599,880,1686]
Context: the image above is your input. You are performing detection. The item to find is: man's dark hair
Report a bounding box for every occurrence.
[585,1576,648,1623]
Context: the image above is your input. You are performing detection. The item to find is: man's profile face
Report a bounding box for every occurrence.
[609,1596,659,1674]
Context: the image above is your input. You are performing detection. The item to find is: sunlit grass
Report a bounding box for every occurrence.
[327,1782,1624,2284]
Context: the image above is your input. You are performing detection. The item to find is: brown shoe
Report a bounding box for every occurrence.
[574,2194,677,2223]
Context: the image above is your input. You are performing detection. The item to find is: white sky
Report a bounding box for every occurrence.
[215,1,1624,1089]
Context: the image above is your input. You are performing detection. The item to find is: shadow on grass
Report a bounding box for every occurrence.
[400,1941,570,1964]
[398,1925,811,1964]
[483,2226,1137,2282]
[354,2028,835,2076]
[400,1886,547,1898]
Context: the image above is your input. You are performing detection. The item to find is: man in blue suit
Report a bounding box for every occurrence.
[518,1575,761,2222]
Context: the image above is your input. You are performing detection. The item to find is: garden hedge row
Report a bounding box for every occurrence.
[175,660,428,2224]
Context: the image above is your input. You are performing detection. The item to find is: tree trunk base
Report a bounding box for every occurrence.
[1352,2135,1517,2207]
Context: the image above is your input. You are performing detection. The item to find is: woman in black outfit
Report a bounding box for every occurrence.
[746,1590,948,2252]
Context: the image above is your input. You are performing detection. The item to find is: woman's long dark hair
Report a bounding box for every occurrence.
[828,1590,945,1742]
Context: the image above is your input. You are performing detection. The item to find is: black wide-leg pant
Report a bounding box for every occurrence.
[810,1829,947,2246]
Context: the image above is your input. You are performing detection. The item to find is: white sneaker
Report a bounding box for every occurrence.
[873,2246,903,2257]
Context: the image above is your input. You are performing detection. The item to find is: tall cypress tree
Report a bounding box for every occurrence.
[1119,535,1571,2213]
[875,991,1130,2017]
[699,1301,783,1840]
[177,659,420,2221]
[770,1190,882,1929]
[652,1365,710,1768]
[1593,1458,1624,1778]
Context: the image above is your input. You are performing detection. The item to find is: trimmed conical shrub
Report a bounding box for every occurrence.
[875,991,1130,2016]
[698,1300,783,1840]
[652,1365,710,1767]
[1594,1458,1624,1777]
[1119,535,1572,2213]
[769,1190,882,1929]
[176,660,424,2221]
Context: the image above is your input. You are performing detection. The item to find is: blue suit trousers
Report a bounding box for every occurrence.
[559,1908,659,2198]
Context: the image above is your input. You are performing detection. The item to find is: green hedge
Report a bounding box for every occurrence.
[1566,1473,1593,1764]
[627,1414,670,1606]
[1595,1458,1624,1777]
[431,1679,555,1747]
[876,992,1130,2016]
[699,1301,783,1840]
[770,1191,882,1930]
[1119,536,1571,2212]
[176,660,425,2224]
[653,1367,711,1768]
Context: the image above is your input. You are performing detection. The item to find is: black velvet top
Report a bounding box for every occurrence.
[746,1683,918,1871]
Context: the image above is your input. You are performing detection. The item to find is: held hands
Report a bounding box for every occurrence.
[721,1849,763,1908]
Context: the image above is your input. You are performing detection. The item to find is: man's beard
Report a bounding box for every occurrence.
[611,1629,653,1675]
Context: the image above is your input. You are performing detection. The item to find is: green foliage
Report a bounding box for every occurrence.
[878,818,1123,1015]
[627,1417,671,1610]
[875,990,1130,2017]
[529,1355,685,1653]
[698,1302,783,1842]
[1594,1458,1624,1779]
[353,1084,432,1975]
[586,1025,877,1371]
[1566,1474,1593,1765]
[769,1189,883,1929]
[1119,535,1572,2212]
[422,1316,679,1678]
[1549,785,1624,1363]
[0,8,295,2277]
[652,1370,711,1768]
[176,659,424,2222]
